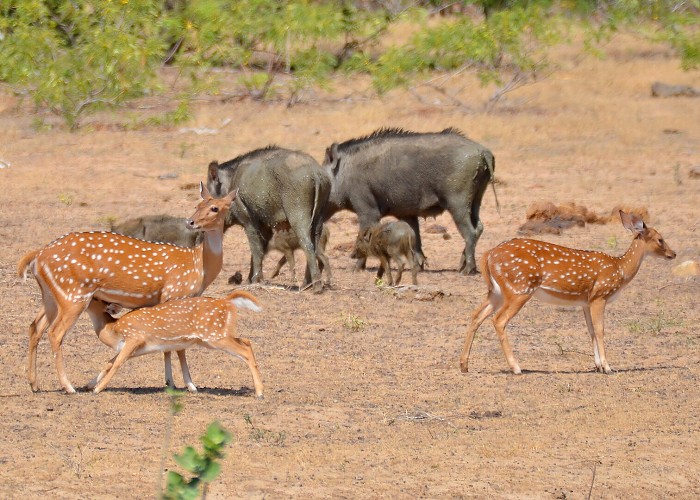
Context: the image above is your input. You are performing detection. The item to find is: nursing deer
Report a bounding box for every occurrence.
[17,183,236,393]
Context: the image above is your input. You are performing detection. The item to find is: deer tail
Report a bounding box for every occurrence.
[226,290,262,313]
[480,251,493,291]
[17,250,39,281]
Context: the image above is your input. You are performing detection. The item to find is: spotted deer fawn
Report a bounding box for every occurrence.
[17,183,236,393]
[84,291,264,397]
[460,211,676,374]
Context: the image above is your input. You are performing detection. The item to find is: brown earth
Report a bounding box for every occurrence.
[0,35,698,499]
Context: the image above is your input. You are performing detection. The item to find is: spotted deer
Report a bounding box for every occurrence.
[84,291,264,397]
[17,183,236,393]
[460,211,676,375]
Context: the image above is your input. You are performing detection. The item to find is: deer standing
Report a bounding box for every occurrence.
[17,183,236,393]
[460,211,676,374]
[84,291,264,397]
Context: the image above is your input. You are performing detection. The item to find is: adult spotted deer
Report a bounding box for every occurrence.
[84,291,264,397]
[17,183,236,393]
[460,211,676,375]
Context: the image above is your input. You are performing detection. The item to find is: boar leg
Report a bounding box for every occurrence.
[244,228,269,283]
[450,205,479,275]
[400,216,426,270]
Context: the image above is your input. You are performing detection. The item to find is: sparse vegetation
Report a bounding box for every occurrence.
[340,312,367,331]
[243,414,286,447]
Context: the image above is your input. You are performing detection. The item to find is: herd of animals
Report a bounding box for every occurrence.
[17,128,676,396]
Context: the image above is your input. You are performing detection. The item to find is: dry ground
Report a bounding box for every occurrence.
[0,35,698,498]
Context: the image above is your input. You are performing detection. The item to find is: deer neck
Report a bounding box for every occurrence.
[614,236,646,286]
[199,228,224,291]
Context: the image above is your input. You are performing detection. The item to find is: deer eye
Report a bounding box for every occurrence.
[211,206,219,213]
[658,238,664,245]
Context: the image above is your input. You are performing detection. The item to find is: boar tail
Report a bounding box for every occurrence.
[483,151,500,215]
[310,175,323,239]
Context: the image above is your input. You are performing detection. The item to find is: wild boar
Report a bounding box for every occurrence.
[268,224,332,286]
[111,214,202,248]
[207,146,331,293]
[323,128,496,275]
[350,220,418,286]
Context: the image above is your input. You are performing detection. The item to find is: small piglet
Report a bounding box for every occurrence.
[87,291,264,398]
[268,225,332,286]
[111,214,202,248]
[350,220,418,285]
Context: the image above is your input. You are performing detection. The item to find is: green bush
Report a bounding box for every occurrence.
[163,421,233,500]
[0,0,167,129]
[0,1,696,128]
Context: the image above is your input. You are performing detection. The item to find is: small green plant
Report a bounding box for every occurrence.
[606,236,618,250]
[58,193,74,206]
[374,277,386,288]
[243,414,286,447]
[163,421,233,500]
[340,312,367,332]
[626,310,683,336]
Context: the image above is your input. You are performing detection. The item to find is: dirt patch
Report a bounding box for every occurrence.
[0,36,698,498]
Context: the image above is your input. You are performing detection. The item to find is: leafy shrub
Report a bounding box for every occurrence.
[163,421,233,500]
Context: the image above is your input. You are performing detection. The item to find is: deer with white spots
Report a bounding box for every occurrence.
[84,291,264,397]
[460,211,676,375]
[17,183,236,394]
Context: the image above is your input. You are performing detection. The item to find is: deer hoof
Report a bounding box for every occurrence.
[256,394,265,401]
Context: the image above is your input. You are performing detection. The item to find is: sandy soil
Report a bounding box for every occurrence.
[0,35,698,499]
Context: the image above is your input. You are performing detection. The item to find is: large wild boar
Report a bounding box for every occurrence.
[322,128,496,275]
[207,146,331,293]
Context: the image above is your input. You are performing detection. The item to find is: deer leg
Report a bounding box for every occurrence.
[583,305,602,372]
[589,300,611,374]
[208,337,264,399]
[492,294,530,374]
[93,339,142,394]
[460,296,496,373]
[46,302,88,394]
[164,352,175,388]
[28,307,50,392]
[176,350,197,393]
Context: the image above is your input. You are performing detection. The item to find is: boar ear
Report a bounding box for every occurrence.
[326,143,341,176]
[619,210,645,234]
[208,161,219,183]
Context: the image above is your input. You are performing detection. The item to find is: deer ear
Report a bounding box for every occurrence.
[620,210,645,234]
[226,187,238,204]
[200,181,211,200]
[208,161,219,182]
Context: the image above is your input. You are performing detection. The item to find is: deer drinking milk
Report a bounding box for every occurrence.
[459,211,676,374]
[83,291,264,397]
[17,183,236,393]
